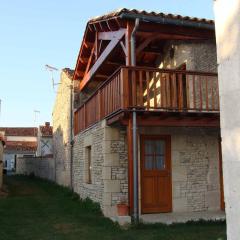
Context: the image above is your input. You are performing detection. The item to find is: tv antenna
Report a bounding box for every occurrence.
[34,110,40,124]
[45,64,60,89]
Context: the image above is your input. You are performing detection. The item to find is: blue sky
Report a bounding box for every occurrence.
[0,0,214,127]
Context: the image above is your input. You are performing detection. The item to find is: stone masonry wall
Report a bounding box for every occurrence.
[16,156,55,181]
[139,127,221,212]
[52,70,72,187]
[73,120,128,217]
[160,40,217,72]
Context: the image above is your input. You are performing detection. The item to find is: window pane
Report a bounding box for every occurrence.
[145,155,154,170]
[155,140,165,155]
[156,155,165,169]
[145,140,154,154]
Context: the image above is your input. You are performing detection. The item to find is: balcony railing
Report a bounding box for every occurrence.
[74,66,219,134]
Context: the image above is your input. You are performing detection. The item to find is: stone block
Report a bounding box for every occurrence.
[173,198,188,212]
[205,191,220,210]
[104,127,120,141]
[104,180,120,193]
[102,205,117,217]
[172,166,187,182]
[102,166,112,180]
[104,153,119,166]
[83,135,93,147]
[103,192,112,205]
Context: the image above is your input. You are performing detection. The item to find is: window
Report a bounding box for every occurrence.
[85,146,92,184]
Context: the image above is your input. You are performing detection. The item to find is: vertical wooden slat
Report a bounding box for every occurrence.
[160,73,164,108]
[146,71,150,109]
[193,75,196,110]
[216,77,220,110]
[178,73,183,110]
[212,76,215,110]
[139,70,143,107]
[199,76,203,110]
[172,73,177,108]
[153,72,157,108]
[206,76,209,111]
[132,70,136,106]
[165,73,170,108]
[186,75,190,109]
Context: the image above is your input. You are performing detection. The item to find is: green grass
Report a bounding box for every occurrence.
[0,175,226,240]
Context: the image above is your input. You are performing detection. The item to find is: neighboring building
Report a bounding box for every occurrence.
[52,68,78,187]
[37,122,53,157]
[0,133,5,189]
[56,8,224,223]
[0,127,38,171]
[214,1,240,239]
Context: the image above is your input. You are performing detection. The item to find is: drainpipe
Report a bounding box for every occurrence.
[131,18,140,224]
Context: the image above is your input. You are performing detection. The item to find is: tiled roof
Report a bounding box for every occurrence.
[0,127,38,137]
[4,141,37,152]
[39,122,53,137]
[89,8,214,25]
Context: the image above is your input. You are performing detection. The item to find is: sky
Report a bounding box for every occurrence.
[0,0,214,127]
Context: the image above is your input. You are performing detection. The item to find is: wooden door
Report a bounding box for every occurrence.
[141,135,172,213]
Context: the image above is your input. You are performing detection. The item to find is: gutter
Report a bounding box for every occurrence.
[120,13,215,30]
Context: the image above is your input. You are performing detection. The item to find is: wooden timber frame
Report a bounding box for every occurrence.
[73,11,217,215]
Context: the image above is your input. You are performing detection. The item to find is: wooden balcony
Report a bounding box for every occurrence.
[74,66,219,135]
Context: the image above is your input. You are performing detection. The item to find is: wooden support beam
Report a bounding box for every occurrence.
[84,45,95,77]
[80,29,126,90]
[120,40,127,56]
[98,29,125,40]
[125,21,134,66]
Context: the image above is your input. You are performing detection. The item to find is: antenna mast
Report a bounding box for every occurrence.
[45,64,60,89]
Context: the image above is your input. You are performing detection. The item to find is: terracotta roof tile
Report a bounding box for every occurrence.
[5,141,37,152]
[0,127,38,137]
[89,8,214,25]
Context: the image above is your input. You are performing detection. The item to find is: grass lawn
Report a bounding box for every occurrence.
[0,175,226,240]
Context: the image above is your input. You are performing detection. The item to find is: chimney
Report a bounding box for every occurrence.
[45,122,50,127]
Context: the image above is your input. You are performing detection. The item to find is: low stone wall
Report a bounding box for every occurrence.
[16,157,55,181]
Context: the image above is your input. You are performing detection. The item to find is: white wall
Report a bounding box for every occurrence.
[214,0,240,239]
[6,136,37,142]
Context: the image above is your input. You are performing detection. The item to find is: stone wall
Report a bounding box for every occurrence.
[160,40,217,72]
[16,156,55,181]
[73,120,128,217]
[52,69,73,187]
[139,127,221,212]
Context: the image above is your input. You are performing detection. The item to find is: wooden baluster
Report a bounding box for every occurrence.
[178,73,183,110]
[206,76,209,111]
[153,72,157,108]
[172,73,177,109]
[212,77,215,110]
[146,71,150,109]
[193,75,196,110]
[166,73,170,108]
[132,70,136,107]
[160,73,164,108]
[199,76,203,111]
[139,70,143,107]
[216,77,220,111]
[186,75,190,110]
[121,68,129,109]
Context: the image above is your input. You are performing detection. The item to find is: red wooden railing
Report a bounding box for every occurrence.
[74,66,219,134]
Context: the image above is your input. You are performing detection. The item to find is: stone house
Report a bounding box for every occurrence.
[0,127,38,171]
[36,122,53,157]
[69,9,224,223]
